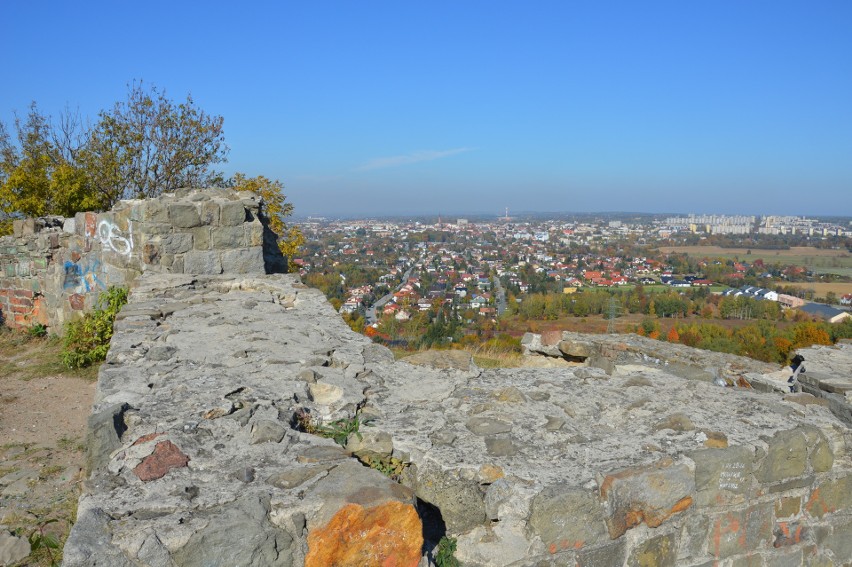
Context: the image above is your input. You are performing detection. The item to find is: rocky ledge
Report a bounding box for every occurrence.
[64,274,852,566]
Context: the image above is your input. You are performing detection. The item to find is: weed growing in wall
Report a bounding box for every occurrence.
[61,286,128,369]
[434,536,459,567]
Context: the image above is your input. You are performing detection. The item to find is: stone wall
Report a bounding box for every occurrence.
[0,188,285,330]
[63,273,852,566]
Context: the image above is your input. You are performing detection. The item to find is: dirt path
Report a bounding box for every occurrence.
[1,334,96,566]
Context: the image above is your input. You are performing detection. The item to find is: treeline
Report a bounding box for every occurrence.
[0,82,301,259]
[638,318,852,365]
[1,82,226,219]
[507,287,786,322]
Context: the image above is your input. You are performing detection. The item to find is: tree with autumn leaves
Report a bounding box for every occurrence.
[0,83,302,265]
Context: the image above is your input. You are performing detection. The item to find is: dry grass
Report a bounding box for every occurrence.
[657,245,852,273]
[0,329,99,382]
[782,282,852,297]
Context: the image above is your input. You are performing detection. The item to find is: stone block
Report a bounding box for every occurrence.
[775,496,801,519]
[0,531,31,566]
[823,518,852,563]
[627,532,678,567]
[801,425,834,473]
[62,217,77,234]
[557,338,596,359]
[529,486,608,552]
[183,250,222,275]
[599,457,694,538]
[805,474,852,519]
[306,501,420,567]
[690,445,753,507]
[191,226,211,250]
[221,247,264,274]
[199,201,220,225]
[757,428,807,484]
[143,201,170,223]
[245,222,265,247]
[168,203,202,228]
[172,493,293,567]
[576,539,627,567]
[211,226,246,249]
[86,403,129,474]
[345,428,393,459]
[305,461,421,567]
[142,243,160,265]
[708,504,773,559]
[401,463,486,534]
[220,202,247,226]
[250,420,287,444]
[773,520,808,547]
[159,233,194,255]
[84,212,97,237]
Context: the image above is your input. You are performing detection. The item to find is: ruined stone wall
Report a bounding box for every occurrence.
[63,273,852,567]
[0,188,285,330]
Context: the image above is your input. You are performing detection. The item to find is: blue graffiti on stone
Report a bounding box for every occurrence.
[63,259,106,293]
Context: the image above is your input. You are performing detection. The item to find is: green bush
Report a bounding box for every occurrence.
[61,286,128,369]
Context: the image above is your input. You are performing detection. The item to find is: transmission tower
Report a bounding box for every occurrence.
[607,296,620,334]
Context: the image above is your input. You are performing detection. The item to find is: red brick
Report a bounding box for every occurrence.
[69,294,85,310]
[13,289,34,298]
[11,304,30,314]
[10,296,33,307]
[84,212,97,237]
[31,296,48,326]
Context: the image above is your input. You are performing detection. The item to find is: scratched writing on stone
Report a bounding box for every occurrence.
[719,462,746,491]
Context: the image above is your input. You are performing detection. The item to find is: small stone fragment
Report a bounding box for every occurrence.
[308,382,344,405]
[0,531,31,566]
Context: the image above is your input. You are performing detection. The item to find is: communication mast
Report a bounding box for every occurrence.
[607,296,620,334]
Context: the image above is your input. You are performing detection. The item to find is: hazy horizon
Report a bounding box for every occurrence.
[3,1,851,218]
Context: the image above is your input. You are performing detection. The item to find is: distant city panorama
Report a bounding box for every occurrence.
[295,211,852,366]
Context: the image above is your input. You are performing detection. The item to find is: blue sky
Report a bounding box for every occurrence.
[2,1,851,217]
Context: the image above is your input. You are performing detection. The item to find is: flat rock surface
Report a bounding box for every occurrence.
[64,274,852,567]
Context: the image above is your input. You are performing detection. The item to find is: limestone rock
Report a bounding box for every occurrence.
[172,493,293,567]
[0,531,30,566]
[401,463,486,535]
[401,349,474,371]
[250,420,287,444]
[308,382,343,405]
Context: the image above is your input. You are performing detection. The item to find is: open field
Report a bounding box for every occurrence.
[657,246,852,273]
[782,282,852,298]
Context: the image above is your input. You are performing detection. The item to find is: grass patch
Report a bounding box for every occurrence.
[39,465,64,479]
[56,436,85,452]
[0,328,100,382]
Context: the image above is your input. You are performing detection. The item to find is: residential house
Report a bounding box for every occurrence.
[798,303,852,324]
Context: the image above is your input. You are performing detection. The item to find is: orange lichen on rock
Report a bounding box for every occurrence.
[305,501,423,567]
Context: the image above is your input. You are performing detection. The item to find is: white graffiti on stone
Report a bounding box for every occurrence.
[97,219,134,256]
